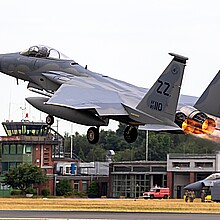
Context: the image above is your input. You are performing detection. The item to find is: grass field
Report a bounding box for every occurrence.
[0,198,219,213]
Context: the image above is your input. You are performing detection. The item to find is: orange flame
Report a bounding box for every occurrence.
[202,118,216,134]
[182,118,216,135]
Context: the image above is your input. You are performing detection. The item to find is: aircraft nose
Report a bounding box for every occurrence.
[184,181,202,191]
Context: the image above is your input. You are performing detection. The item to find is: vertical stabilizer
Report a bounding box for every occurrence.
[194,70,220,118]
[136,53,188,123]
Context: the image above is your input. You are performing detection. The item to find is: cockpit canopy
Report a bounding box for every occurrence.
[205,173,220,180]
[20,45,71,60]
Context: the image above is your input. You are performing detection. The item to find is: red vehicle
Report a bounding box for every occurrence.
[143,187,170,199]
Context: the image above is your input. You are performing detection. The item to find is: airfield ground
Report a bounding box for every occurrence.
[0,197,219,213]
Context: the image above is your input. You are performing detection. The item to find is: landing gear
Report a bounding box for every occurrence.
[87,127,99,144]
[124,126,138,143]
[46,115,54,126]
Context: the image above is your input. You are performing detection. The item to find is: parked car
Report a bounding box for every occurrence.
[143,187,170,199]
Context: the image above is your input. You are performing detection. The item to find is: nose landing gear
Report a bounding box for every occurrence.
[46,115,54,126]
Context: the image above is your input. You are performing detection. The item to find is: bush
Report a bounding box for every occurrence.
[42,188,50,197]
[56,179,73,196]
[11,189,22,196]
[25,187,37,195]
[72,190,87,198]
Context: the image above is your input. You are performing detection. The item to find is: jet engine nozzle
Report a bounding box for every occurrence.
[175,106,216,135]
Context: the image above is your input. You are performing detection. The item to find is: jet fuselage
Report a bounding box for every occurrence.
[2,45,215,144]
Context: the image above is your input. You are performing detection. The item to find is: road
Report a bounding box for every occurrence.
[0,210,220,220]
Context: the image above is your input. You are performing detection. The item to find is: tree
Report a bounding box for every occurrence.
[86,145,107,161]
[56,179,73,196]
[63,122,219,162]
[3,164,48,193]
[88,181,99,198]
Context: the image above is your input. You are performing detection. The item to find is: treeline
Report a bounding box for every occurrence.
[64,123,220,162]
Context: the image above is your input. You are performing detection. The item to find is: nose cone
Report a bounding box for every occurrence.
[184,181,203,191]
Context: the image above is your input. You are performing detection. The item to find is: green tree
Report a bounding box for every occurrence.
[63,122,220,162]
[78,146,86,161]
[88,181,99,198]
[64,132,71,155]
[3,164,48,193]
[148,132,174,161]
[56,179,73,196]
[86,145,107,161]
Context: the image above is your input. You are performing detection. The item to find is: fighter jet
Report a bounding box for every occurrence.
[184,173,220,191]
[0,45,189,144]
[1,45,220,145]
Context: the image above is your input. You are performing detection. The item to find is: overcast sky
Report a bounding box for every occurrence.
[1,0,220,136]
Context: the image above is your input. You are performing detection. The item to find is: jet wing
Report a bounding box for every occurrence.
[45,82,128,116]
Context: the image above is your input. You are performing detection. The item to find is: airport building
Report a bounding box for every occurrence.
[0,120,219,198]
[0,120,109,196]
[109,161,167,198]
[0,120,65,195]
[166,153,218,198]
[109,153,220,198]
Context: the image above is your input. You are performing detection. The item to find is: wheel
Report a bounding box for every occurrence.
[150,195,154,199]
[87,127,99,144]
[46,115,54,126]
[163,195,168,199]
[124,126,138,143]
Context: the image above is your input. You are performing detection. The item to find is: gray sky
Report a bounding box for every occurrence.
[1,0,220,136]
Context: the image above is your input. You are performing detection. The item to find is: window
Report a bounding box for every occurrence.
[133,166,150,172]
[172,162,190,168]
[114,166,131,172]
[195,162,213,168]
[152,166,166,172]
[10,144,16,154]
[65,166,70,174]
[2,162,9,172]
[3,145,9,155]
[82,181,88,192]
[74,180,79,191]
[25,145,32,154]
[17,145,23,154]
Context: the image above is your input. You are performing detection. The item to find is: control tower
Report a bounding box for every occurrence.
[0,120,64,195]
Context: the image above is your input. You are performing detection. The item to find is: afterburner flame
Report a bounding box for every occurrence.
[182,118,216,135]
[202,118,216,134]
[182,118,195,134]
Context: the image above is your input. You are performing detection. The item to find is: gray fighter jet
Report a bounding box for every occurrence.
[184,173,220,191]
[0,45,218,144]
